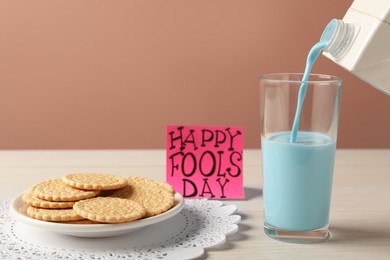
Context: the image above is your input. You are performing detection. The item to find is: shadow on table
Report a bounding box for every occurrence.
[244,187,262,200]
[329,225,390,245]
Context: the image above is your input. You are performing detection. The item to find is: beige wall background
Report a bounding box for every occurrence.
[0,0,389,149]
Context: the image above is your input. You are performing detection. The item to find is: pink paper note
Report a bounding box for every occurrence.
[166,125,245,199]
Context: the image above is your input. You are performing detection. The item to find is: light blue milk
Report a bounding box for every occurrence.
[262,20,339,231]
[262,132,336,231]
[290,19,338,143]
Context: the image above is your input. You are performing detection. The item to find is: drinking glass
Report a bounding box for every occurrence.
[260,73,342,243]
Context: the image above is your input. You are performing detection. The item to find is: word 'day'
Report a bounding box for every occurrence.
[166,125,245,199]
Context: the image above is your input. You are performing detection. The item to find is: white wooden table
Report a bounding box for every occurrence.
[0,149,389,259]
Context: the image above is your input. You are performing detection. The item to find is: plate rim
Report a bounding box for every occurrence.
[9,192,185,235]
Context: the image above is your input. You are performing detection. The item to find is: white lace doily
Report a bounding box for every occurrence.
[0,198,240,260]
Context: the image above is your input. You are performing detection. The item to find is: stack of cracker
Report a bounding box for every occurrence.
[22,173,176,224]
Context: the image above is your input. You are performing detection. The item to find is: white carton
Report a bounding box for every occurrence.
[323,0,390,95]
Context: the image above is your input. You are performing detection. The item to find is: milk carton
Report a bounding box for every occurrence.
[322,0,390,95]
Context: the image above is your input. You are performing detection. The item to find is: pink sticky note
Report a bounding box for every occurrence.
[166,125,245,199]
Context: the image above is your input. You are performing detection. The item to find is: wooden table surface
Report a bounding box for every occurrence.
[1,149,389,259]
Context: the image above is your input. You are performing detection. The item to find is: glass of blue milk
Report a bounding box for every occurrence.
[260,73,342,243]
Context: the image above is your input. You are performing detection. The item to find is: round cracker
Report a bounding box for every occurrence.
[22,189,75,209]
[62,173,127,191]
[33,179,99,202]
[111,176,175,217]
[26,206,84,222]
[156,181,175,194]
[73,197,145,223]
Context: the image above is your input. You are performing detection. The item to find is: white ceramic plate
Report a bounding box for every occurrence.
[9,193,184,238]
